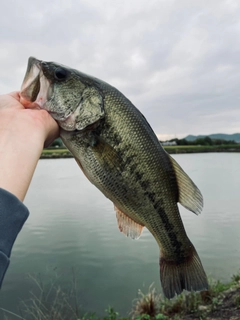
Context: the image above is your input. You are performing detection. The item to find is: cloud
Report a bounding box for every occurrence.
[1,0,240,139]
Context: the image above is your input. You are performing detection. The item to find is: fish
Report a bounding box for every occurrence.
[20,57,208,298]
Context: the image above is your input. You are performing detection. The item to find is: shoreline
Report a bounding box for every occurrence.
[40,145,240,159]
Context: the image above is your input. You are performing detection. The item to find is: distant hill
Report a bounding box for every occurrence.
[184,133,240,142]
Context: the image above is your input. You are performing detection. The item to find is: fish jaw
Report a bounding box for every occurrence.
[20,57,52,111]
[21,57,41,96]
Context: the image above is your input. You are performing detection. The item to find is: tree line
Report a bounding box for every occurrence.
[166,136,237,146]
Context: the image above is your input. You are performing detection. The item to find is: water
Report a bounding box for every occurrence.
[0,153,240,317]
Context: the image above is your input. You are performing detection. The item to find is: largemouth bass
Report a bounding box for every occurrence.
[20,57,208,298]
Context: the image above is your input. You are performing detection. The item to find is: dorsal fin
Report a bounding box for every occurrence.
[114,205,144,239]
[168,155,203,215]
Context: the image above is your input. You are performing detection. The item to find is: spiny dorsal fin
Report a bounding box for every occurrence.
[114,205,144,239]
[168,155,203,215]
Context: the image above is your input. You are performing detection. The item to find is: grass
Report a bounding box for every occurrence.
[131,273,240,319]
[1,271,240,320]
[131,284,160,318]
[164,144,240,154]
[41,148,72,159]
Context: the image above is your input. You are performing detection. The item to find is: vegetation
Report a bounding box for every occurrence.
[184,133,240,142]
[165,136,238,146]
[1,272,240,320]
[50,138,64,148]
[130,273,240,319]
[41,148,72,159]
[164,144,240,154]
[161,136,240,154]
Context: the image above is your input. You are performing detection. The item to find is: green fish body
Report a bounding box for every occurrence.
[20,57,208,298]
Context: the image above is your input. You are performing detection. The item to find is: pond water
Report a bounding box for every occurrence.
[0,153,240,318]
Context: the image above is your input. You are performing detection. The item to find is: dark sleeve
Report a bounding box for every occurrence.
[0,188,29,288]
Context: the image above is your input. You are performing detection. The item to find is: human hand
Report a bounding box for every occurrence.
[0,91,59,200]
[0,92,59,147]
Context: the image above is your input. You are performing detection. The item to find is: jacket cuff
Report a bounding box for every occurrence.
[0,251,10,288]
[0,188,29,257]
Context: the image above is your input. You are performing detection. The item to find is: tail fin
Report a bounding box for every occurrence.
[160,246,208,299]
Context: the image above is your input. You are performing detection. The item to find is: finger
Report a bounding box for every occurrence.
[0,92,24,110]
[8,91,21,101]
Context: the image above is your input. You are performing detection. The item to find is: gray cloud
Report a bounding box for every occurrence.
[1,0,240,139]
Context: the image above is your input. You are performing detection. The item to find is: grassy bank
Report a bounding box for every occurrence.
[164,144,240,154]
[2,272,240,320]
[41,148,72,159]
[130,273,240,319]
[41,144,240,159]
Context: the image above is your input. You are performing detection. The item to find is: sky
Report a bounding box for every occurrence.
[1,0,240,140]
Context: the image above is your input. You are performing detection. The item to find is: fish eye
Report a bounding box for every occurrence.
[54,67,68,80]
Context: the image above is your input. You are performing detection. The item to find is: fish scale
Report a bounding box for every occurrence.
[20,57,208,298]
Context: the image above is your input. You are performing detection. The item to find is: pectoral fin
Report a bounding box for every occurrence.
[91,136,124,171]
[114,205,144,239]
[169,155,203,215]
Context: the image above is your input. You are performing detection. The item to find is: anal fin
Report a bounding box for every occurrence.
[91,136,124,172]
[114,205,144,240]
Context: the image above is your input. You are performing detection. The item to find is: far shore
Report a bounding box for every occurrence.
[41,145,240,159]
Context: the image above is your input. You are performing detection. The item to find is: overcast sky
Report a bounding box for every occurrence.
[1,0,240,140]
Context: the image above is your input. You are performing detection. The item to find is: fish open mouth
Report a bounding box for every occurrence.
[20,58,52,111]
[21,60,53,113]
